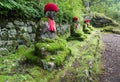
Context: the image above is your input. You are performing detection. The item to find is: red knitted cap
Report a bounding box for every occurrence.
[73,17,78,21]
[84,20,90,23]
[44,3,58,13]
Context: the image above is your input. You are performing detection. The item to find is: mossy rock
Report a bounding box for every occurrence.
[24,48,43,66]
[35,38,67,58]
[24,47,71,68]
[67,30,87,41]
[88,26,94,31]
[24,40,71,68]
[42,48,71,66]
[67,34,87,41]
[91,13,119,27]
[22,36,71,69]
[83,28,92,34]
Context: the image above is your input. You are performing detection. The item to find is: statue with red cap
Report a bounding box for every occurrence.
[83,19,94,34]
[70,17,79,36]
[35,3,58,41]
[26,3,70,70]
[67,17,87,41]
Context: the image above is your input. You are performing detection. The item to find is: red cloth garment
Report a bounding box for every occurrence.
[74,24,78,28]
[84,20,90,23]
[44,3,58,13]
[73,17,78,21]
[48,18,56,32]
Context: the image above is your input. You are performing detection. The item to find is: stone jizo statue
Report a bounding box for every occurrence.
[70,17,79,36]
[35,3,58,42]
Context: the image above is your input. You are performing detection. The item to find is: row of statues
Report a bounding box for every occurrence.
[26,3,94,71]
[35,3,93,42]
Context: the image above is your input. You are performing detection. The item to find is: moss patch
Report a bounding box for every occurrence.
[67,29,87,41]
[24,37,71,67]
[101,26,120,34]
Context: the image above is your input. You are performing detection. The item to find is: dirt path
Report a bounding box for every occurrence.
[99,33,120,82]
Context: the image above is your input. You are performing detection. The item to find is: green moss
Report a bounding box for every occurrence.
[25,37,71,67]
[36,40,66,52]
[35,38,71,66]
[24,48,41,64]
[41,17,48,22]
[101,26,120,34]
[67,29,87,41]
[83,27,92,34]
[35,38,67,58]
[54,48,70,66]
[88,26,94,31]
[43,48,71,66]
[15,45,27,55]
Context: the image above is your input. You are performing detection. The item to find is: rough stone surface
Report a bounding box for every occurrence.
[99,33,120,82]
[0,48,9,56]
[0,19,69,53]
[43,62,55,71]
[91,13,119,27]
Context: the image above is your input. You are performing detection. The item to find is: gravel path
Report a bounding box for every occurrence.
[99,33,120,82]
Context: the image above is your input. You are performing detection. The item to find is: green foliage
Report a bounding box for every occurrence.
[0,0,85,23]
[55,0,84,24]
[0,0,44,18]
[90,0,120,21]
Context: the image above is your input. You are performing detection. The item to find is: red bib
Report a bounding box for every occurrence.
[48,18,56,32]
[74,24,78,28]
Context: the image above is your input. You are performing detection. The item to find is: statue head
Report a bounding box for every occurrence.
[44,3,58,19]
[73,17,78,23]
[84,20,90,23]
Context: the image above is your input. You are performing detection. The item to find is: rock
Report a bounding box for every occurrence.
[8,29,17,39]
[83,69,89,77]
[30,33,35,42]
[14,20,20,25]
[20,26,27,32]
[0,41,3,47]
[1,29,8,40]
[50,58,55,61]
[30,21,36,26]
[27,26,32,33]
[19,22,24,26]
[43,62,55,71]
[91,13,119,27]
[5,41,18,52]
[6,22,14,29]
[14,20,24,26]
[24,24,28,27]
[0,48,9,56]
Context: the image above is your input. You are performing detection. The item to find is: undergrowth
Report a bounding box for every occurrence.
[101,26,120,34]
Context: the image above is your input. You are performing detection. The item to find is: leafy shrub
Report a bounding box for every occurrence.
[0,0,44,18]
[0,0,85,23]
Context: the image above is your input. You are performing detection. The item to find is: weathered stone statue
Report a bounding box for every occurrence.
[67,17,87,41]
[32,3,71,71]
[70,17,79,36]
[83,19,94,34]
[35,3,58,42]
